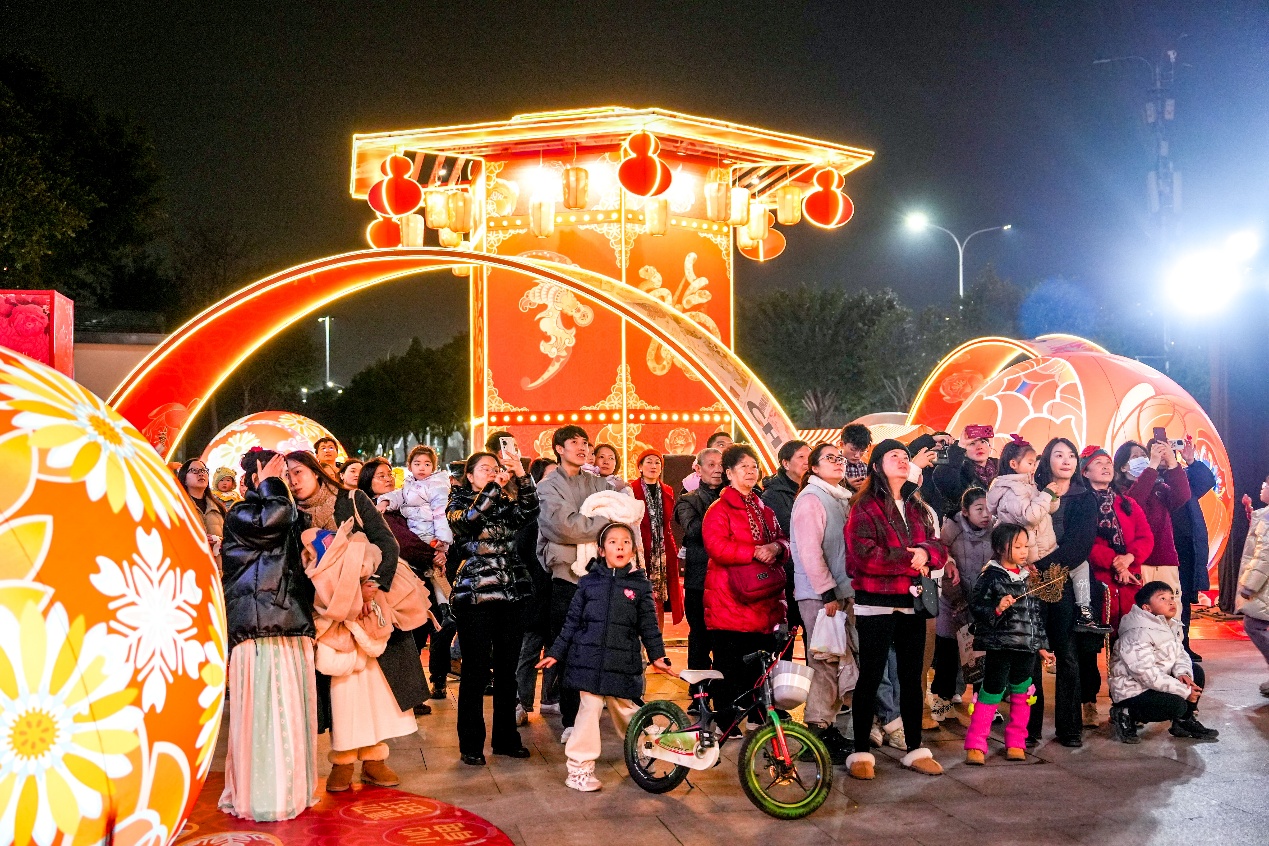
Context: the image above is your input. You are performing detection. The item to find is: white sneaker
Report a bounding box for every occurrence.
[928,695,953,723]
[515,704,528,726]
[560,727,573,744]
[868,719,884,748]
[885,727,907,750]
[565,771,602,792]
[539,702,561,715]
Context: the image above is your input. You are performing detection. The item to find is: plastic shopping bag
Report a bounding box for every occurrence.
[809,608,850,661]
[956,622,986,685]
[837,654,860,696]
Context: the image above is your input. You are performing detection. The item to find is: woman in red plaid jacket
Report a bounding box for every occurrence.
[844,439,948,780]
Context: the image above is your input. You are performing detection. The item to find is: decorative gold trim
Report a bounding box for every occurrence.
[584,364,658,410]
[486,380,527,412]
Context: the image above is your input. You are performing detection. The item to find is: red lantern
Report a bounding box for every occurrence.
[366,217,402,249]
[801,168,854,229]
[618,131,672,197]
[367,154,424,218]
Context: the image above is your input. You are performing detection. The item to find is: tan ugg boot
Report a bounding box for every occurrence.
[901,747,943,776]
[965,749,985,765]
[1006,747,1027,761]
[326,763,355,792]
[846,752,875,780]
[362,759,400,786]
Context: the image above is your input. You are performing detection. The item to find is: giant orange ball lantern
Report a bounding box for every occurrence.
[0,348,226,845]
[911,338,1233,573]
[202,411,346,485]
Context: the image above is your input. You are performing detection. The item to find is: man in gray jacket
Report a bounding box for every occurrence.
[536,424,613,738]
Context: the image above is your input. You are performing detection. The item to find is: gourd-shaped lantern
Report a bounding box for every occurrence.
[424,191,451,228]
[366,217,401,249]
[703,168,730,222]
[399,213,425,247]
[775,183,802,225]
[746,201,769,241]
[617,131,672,197]
[562,165,589,210]
[448,190,474,233]
[738,212,786,262]
[644,197,669,236]
[529,197,556,238]
[367,154,424,219]
[802,168,855,229]
[438,227,462,248]
[728,187,751,226]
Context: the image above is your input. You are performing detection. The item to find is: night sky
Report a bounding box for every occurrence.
[6,1,1268,383]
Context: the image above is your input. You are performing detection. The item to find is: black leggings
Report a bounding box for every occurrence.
[1117,689,1193,723]
[929,635,961,700]
[709,630,777,729]
[980,649,1035,700]
[852,613,926,754]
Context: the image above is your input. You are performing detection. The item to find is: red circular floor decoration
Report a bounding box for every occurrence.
[178,773,513,846]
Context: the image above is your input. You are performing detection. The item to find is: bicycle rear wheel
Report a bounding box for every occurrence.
[624,700,692,794]
[737,721,833,819]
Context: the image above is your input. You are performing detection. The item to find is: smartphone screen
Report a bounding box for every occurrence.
[1153,427,1167,442]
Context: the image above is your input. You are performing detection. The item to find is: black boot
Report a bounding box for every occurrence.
[1169,713,1219,741]
[1074,604,1112,635]
[1109,705,1140,744]
[805,725,848,765]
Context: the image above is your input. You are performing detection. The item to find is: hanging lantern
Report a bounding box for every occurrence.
[775,183,802,225]
[452,240,472,277]
[802,168,855,229]
[644,197,669,236]
[529,197,556,238]
[738,212,786,262]
[366,217,401,249]
[448,190,473,233]
[746,201,769,242]
[728,188,751,226]
[703,179,729,222]
[366,154,423,219]
[438,227,461,248]
[424,191,451,228]
[617,130,672,197]
[734,224,757,250]
[399,213,425,247]
[562,165,589,210]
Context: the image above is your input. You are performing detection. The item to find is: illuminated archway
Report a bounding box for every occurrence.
[109,249,797,469]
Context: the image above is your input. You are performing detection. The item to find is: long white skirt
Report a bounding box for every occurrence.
[329,654,418,751]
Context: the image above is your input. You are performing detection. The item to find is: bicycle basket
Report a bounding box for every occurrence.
[771,660,813,709]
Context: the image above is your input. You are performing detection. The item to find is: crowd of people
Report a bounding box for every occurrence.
[174,419,1269,821]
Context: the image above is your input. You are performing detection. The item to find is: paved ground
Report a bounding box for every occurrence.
[211,636,1269,846]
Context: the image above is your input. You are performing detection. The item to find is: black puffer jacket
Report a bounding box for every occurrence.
[548,558,667,700]
[969,562,1049,653]
[674,482,723,591]
[221,477,314,649]
[447,476,539,610]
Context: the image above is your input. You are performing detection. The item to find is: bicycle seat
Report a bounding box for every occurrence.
[678,669,724,684]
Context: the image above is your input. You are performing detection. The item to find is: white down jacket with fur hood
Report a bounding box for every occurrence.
[986,473,1057,565]
[1109,604,1194,703]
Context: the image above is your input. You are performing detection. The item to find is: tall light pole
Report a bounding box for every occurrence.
[905,213,1012,299]
[317,316,333,387]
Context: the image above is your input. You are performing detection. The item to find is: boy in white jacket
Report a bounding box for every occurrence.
[1108,581,1219,743]
[1237,476,1269,696]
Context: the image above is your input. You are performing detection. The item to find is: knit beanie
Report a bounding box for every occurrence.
[1079,444,1110,476]
[869,438,909,472]
[635,449,662,472]
[212,467,236,487]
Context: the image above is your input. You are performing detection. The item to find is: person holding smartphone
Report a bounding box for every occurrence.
[1113,435,1191,596]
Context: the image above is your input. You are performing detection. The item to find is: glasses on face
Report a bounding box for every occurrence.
[822,455,847,465]
[373,471,394,481]
[188,467,208,475]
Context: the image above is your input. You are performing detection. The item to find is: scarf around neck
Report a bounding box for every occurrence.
[1091,486,1126,554]
[297,483,338,531]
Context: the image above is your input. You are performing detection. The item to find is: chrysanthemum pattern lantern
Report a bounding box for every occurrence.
[0,347,227,845]
[424,190,451,229]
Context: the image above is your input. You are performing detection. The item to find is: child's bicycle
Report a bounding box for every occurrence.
[623,626,833,819]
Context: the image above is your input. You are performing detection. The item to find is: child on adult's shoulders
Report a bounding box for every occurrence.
[1108,581,1218,744]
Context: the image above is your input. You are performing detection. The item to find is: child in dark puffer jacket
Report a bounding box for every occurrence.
[539,522,672,792]
[964,523,1054,765]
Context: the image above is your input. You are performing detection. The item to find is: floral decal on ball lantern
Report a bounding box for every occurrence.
[0,347,225,845]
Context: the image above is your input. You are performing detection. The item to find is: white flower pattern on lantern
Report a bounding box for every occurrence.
[91,528,205,713]
[195,594,228,775]
[0,358,188,526]
[0,600,143,846]
[204,430,261,477]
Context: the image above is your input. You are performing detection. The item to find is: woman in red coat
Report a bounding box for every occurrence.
[702,444,790,730]
[631,449,684,630]
[1114,440,1191,594]
[1080,446,1154,632]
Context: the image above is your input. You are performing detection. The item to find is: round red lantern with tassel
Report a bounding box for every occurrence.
[618,131,672,197]
[801,168,855,229]
[367,155,424,219]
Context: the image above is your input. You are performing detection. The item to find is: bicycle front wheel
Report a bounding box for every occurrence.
[737,721,833,819]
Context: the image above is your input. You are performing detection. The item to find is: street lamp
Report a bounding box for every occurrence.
[317,316,333,387]
[1164,230,1260,313]
[905,213,1012,299]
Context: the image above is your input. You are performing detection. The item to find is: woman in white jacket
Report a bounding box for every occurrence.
[1238,475,1269,696]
